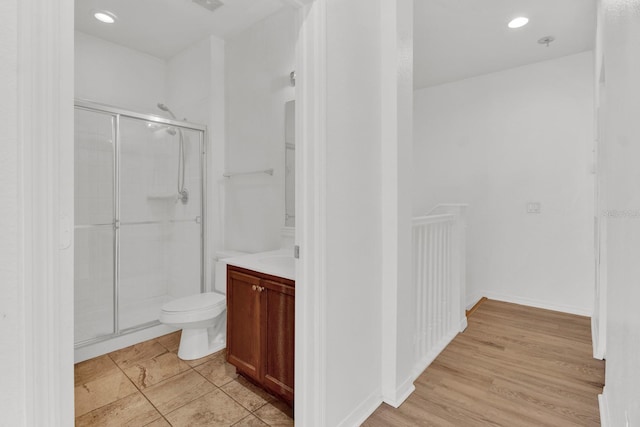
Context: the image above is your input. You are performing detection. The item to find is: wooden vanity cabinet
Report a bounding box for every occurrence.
[226,269,263,382]
[226,266,295,405]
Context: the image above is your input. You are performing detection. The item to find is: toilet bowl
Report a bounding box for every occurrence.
[159,250,247,360]
[160,292,226,360]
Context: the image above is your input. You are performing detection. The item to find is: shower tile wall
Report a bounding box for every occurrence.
[75,108,202,344]
[78,28,226,285]
[118,118,202,331]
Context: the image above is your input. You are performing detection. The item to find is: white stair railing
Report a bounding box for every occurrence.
[412,204,467,379]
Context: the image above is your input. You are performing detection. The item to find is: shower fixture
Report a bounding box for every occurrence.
[157,102,189,204]
[147,122,177,136]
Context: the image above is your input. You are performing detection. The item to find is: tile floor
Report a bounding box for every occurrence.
[74,331,294,426]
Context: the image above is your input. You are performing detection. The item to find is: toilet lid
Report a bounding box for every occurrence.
[162,292,225,313]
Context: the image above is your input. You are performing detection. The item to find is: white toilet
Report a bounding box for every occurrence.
[159,250,246,360]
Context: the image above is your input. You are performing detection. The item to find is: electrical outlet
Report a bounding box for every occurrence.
[526,202,541,214]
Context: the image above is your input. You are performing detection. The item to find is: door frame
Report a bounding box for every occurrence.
[290,0,328,425]
[18,0,75,424]
[21,0,329,424]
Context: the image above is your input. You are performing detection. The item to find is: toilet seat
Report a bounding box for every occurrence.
[160,292,226,324]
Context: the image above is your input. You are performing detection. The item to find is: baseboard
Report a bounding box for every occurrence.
[482,291,593,317]
[599,387,610,427]
[383,375,415,408]
[591,316,606,360]
[466,297,487,318]
[74,324,178,363]
[336,388,383,427]
[466,292,485,311]
[459,315,468,332]
[413,329,458,381]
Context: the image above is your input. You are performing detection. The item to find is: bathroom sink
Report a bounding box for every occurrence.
[222,249,295,281]
[257,255,295,271]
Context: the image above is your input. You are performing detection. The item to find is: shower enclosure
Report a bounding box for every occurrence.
[74,100,206,348]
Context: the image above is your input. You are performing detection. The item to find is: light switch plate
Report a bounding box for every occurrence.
[527,202,541,214]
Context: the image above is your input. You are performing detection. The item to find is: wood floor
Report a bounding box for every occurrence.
[364,299,605,426]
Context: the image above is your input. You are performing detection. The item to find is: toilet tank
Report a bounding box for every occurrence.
[213,250,248,294]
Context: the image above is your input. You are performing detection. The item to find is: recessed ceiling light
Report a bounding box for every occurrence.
[93,11,117,24]
[508,17,529,29]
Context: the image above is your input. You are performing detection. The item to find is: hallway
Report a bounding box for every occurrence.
[364,300,605,426]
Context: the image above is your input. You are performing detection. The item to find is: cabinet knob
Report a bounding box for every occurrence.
[259,286,265,292]
[252,285,257,291]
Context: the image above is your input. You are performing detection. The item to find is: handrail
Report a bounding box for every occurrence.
[426,203,468,216]
[412,213,456,225]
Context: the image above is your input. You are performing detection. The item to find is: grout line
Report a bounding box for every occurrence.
[161,388,221,420]
[466,296,488,318]
[137,389,166,426]
[217,378,268,414]
[76,337,287,426]
[74,355,139,421]
[74,390,141,422]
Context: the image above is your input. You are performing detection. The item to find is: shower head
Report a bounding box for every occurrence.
[157,102,177,119]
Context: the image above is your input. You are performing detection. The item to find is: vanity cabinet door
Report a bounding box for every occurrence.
[227,269,264,382]
[262,280,295,404]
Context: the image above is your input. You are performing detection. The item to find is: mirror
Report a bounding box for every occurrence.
[285,100,295,227]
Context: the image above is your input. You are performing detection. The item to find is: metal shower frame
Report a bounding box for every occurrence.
[74,99,208,348]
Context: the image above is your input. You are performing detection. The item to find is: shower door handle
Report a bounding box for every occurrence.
[195,216,201,224]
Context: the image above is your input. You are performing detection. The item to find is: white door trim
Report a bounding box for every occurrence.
[294,1,328,425]
[18,0,75,424]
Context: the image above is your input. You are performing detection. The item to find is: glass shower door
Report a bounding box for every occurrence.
[74,108,116,343]
[118,116,203,331]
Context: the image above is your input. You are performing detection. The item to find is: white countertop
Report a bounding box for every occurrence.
[221,248,295,281]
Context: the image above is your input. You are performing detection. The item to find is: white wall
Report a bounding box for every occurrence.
[413,52,595,315]
[0,0,24,423]
[75,31,167,114]
[599,0,640,424]
[166,35,226,290]
[380,0,416,408]
[323,0,384,424]
[224,7,296,253]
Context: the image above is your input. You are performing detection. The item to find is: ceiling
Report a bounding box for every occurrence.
[414,0,597,89]
[76,0,597,87]
[75,0,287,59]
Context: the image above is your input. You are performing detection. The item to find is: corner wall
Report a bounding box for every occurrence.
[413,51,595,315]
[224,7,296,253]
